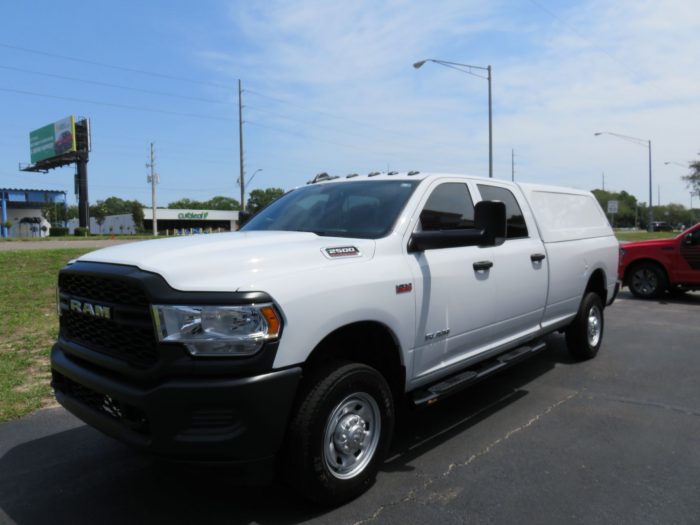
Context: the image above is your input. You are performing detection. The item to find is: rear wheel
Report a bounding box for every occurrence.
[284,361,394,505]
[565,292,604,360]
[628,262,668,298]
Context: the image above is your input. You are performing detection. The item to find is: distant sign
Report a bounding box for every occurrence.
[29,116,76,163]
[177,211,209,220]
[607,200,619,214]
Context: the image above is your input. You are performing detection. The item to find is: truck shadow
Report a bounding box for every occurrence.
[617,289,700,306]
[0,336,573,525]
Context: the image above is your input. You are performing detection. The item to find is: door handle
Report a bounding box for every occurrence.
[473,260,494,271]
[530,253,546,262]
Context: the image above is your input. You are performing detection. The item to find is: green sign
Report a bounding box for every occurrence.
[177,212,209,220]
[29,116,76,163]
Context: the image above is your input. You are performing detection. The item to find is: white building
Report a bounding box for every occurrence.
[69,208,240,235]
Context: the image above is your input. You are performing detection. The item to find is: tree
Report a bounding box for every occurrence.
[206,195,240,210]
[591,189,639,228]
[682,158,700,196]
[131,202,145,233]
[167,198,202,209]
[91,202,107,233]
[247,188,285,215]
[167,196,240,210]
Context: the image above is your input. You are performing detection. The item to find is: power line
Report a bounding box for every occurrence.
[0,42,232,89]
[526,0,646,82]
[0,64,229,104]
[245,89,418,138]
[0,86,233,121]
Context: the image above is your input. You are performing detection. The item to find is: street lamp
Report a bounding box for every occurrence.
[237,169,263,211]
[413,59,493,178]
[247,168,263,187]
[594,132,653,232]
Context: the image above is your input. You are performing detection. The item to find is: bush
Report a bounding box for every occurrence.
[73,227,89,237]
[49,227,69,237]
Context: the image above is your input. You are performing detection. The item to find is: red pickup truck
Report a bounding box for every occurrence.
[619,223,700,298]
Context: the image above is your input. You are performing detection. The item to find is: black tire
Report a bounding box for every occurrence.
[565,292,604,360]
[627,262,668,299]
[284,361,394,505]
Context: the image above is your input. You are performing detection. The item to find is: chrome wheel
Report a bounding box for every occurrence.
[587,304,602,348]
[323,392,381,480]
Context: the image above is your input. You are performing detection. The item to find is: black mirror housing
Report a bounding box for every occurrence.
[475,200,506,246]
[408,200,507,252]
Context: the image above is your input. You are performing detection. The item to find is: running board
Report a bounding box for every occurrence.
[412,341,547,407]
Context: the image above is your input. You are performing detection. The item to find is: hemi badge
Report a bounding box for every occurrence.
[396,283,413,294]
[325,246,360,258]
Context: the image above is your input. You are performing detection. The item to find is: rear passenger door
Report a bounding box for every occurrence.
[476,183,548,342]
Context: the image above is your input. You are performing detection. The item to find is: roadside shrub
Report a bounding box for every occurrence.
[49,227,69,237]
[73,227,89,237]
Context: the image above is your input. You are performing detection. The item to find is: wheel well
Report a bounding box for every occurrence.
[585,269,607,304]
[624,259,669,285]
[305,322,405,400]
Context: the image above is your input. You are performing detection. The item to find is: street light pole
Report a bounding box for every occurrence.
[594,131,653,232]
[414,59,493,178]
[247,168,263,187]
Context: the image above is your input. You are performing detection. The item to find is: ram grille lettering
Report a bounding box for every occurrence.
[69,299,112,319]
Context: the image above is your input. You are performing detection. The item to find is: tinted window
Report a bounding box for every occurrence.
[477,184,528,239]
[420,183,474,231]
[242,180,419,239]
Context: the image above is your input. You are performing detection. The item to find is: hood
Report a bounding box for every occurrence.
[620,237,677,249]
[78,231,376,292]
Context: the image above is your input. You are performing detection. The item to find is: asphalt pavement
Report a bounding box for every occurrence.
[0,290,698,524]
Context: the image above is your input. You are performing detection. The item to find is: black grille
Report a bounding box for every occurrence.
[59,272,158,368]
[52,370,149,434]
[61,310,158,368]
[59,273,149,307]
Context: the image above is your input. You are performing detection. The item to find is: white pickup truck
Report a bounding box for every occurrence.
[51,172,619,504]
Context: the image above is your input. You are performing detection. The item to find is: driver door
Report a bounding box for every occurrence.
[407,181,497,381]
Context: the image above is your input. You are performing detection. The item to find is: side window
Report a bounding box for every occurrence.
[691,229,700,244]
[477,184,528,239]
[420,183,474,231]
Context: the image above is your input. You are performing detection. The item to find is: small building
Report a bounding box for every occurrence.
[0,188,67,238]
[68,208,240,235]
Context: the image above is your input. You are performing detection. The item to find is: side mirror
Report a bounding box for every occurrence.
[475,200,506,246]
[408,200,506,252]
[683,233,693,246]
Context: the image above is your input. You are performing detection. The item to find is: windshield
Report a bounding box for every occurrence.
[242,180,420,239]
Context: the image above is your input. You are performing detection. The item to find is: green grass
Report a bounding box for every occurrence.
[615,230,679,242]
[0,248,93,422]
[0,234,153,242]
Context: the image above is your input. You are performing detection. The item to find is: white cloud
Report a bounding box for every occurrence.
[193,0,700,205]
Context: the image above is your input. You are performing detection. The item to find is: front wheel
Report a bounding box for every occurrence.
[284,362,394,505]
[565,292,604,360]
[628,262,668,298]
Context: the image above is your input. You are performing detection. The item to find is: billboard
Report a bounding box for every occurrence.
[29,116,76,163]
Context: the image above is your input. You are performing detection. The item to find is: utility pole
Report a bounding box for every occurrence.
[238,79,245,211]
[602,172,605,191]
[146,142,159,236]
[658,184,660,206]
[511,149,515,181]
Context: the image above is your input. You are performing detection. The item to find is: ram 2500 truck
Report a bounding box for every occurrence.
[619,222,700,298]
[51,172,619,504]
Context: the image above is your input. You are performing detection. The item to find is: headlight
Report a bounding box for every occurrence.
[152,304,281,357]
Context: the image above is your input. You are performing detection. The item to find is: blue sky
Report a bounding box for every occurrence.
[1,0,698,208]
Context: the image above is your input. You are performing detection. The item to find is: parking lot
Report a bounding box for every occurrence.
[0,290,698,525]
